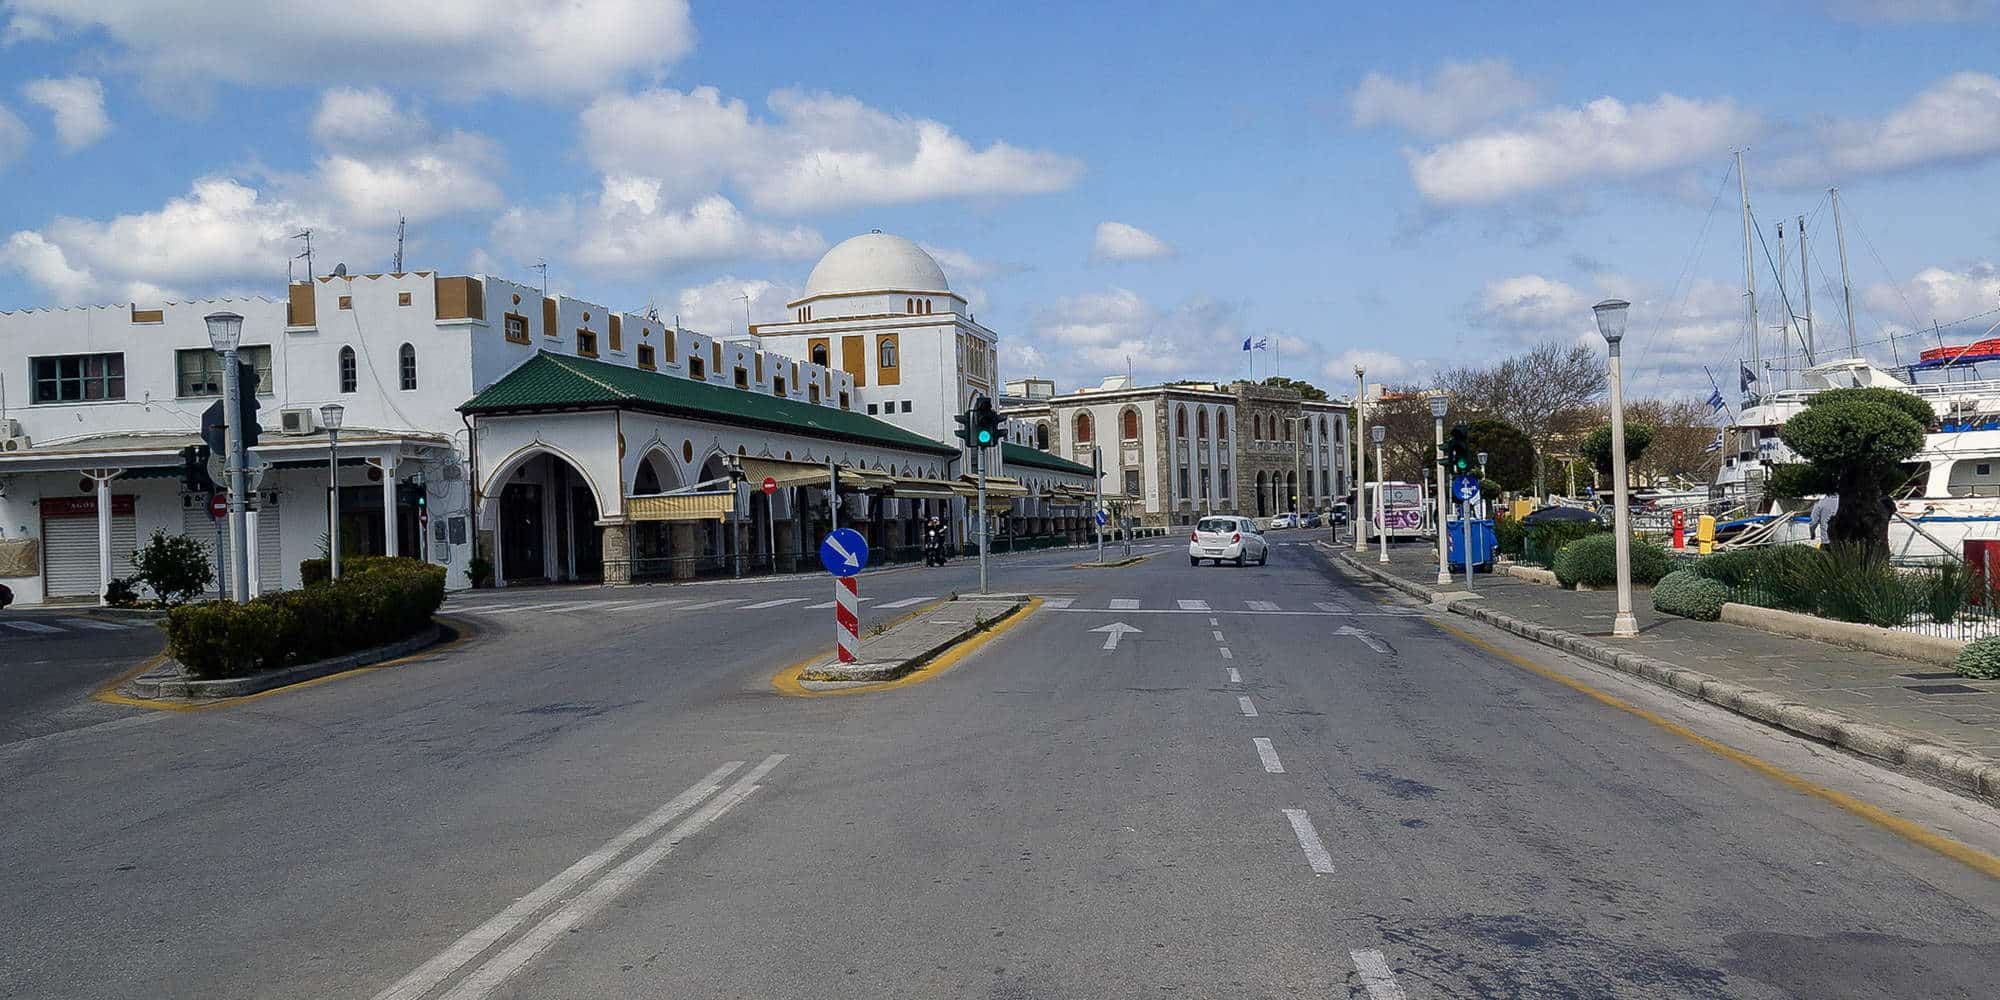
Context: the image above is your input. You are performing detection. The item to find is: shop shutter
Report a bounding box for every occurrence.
[258,498,282,592]
[42,510,139,598]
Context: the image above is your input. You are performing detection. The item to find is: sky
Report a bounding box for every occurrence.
[2,0,1999,402]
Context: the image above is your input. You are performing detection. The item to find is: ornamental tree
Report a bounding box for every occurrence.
[1778,387,1932,558]
[1464,418,1536,493]
[1582,421,1655,478]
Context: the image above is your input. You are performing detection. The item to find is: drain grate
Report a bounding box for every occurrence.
[1899,671,1961,680]
[1905,683,1987,695]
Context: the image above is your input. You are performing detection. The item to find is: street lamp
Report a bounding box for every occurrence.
[1429,394,1450,585]
[320,403,345,581]
[1353,366,1368,552]
[1371,424,1388,564]
[1594,297,1639,638]
[205,311,249,602]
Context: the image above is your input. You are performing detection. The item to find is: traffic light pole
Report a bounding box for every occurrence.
[1093,446,1104,566]
[222,348,250,602]
[976,445,989,594]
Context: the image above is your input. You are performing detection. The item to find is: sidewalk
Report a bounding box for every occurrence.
[1324,540,2000,804]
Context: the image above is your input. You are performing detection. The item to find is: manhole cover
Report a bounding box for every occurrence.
[1905,683,1986,695]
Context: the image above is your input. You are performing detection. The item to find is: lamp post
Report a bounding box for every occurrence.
[205,311,250,603]
[1429,395,1450,585]
[1594,298,1639,638]
[1477,451,1489,518]
[1353,367,1368,552]
[320,403,345,581]
[1371,424,1388,563]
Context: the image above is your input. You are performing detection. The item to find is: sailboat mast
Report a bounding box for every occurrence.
[1799,214,1814,367]
[1777,221,1789,388]
[1736,151,1758,398]
[1831,187,1857,357]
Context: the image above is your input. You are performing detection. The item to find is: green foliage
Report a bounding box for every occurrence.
[1465,418,1536,492]
[1493,516,1526,557]
[468,556,494,587]
[1522,520,1606,567]
[300,554,407,588]
[300,558,329,588]
[1691,548,1765,587]
[1956,636,2000,680]
[167,557,445,679]
[128,530,215,607]
[1922,559,1971,625]
[1552,533,1669,588]
[1581,421,1655,476]
[1256,376,1329,401]
[1762,463,1831,503]
[1652,570,1729,620]
[104,577,140,608]
[1780,388,1930,554]
[1720,543,1964,628]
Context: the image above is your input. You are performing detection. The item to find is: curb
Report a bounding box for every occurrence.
[1073,555,1149,569]
[1719,602,1966,668]
[802,597,1029,683]
[125,623,448,700]
[1319,542,2000,806]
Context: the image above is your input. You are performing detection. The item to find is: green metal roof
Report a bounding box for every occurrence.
[1002,441,1095,477]
[461,352,957,456]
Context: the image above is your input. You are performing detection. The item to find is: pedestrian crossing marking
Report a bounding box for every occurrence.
[604,599,692,613]
[807,597,875,609]
[677,599,746,611]
[1109,598,1140,610]
[1041,598,1075,610]
[877,596,937,609]
[2,620,64,634]
[1178,600,1210,611]
[1246,600,1281,611]
[739,598,809,610]
[1313,601,1350,613]
[56,618,129,631]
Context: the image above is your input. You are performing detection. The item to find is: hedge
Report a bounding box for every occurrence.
[1694,544,1972,629]
[1494,517,1525,557]
[300,554,410,588]
[1958,636,2000,679]
[168,557,445,679]
[1652,570,1728,621]
[1522,520,1605,567]
[1552,533,1670,589]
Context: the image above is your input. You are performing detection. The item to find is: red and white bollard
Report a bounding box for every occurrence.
[834,576,861,663]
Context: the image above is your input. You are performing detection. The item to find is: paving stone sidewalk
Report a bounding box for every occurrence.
[1330,541,2000,797]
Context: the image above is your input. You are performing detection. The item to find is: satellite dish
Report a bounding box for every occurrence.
[332,262,348,277]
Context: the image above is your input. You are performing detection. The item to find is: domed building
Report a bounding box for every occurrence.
[756,231,999,451]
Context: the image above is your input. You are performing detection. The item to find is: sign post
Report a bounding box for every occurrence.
[1093,446,1104,566]
[819,527,869,663]
[1453,474,1480,590]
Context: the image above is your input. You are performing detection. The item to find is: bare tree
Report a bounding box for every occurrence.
[1358,387,1442,484]
[1623,397,1721,486]
[1437,340,1603,497]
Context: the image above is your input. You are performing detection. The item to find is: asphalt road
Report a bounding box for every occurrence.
[4,533,1999,998]
[0,607,163,744]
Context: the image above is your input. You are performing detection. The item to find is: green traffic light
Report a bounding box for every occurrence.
[977,429,993,444]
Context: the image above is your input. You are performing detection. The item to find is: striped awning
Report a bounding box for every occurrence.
[839,466,894,490]
[888,477,962,499]
[628,491,734,521]
[739,457,832,490]
[963,475,1029,498]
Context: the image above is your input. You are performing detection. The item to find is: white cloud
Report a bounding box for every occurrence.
[289,89,504,227]
[1019,288,1252,388]
[1825,0,1995,21]
[1091,221,1174,262]
[1323,349,1426,386]
[1804,72,2000,180]
[494,183,824,277]
[22,76,108,151]
[579,86,1085,214]
[0,102,27,167]
[672,276,800,337]
[1863,260,2000,327]
[1407,94,1760,205]
[4,0,694,100]
[310,86,425,151]
[1350,59,1539,138]
[1473,274,1596,331]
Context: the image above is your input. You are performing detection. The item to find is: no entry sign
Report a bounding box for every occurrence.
[208,492,229,519]
[762,476,778,495]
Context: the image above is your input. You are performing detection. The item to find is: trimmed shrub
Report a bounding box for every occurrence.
[1957,635,2000,679]
[1552,533,1670,589]
[1523,520,1606,567]
[167,558,444,679]
[129,529,215,607]
[1691,548,1765,587]
[1653,570,1728,621]
[1494,517,1526,557]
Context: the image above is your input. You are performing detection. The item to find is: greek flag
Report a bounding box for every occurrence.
[1254,337,1269,351]
[1704,430,1724,454]
[1241,337,1252,351]
[1706,389,1725,413]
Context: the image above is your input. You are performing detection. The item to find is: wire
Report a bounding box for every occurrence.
[1635,160,1733,390]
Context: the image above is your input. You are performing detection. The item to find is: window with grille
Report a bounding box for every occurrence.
[339,346,357,393]
[32,352,125,403]
[576,329,598,358]
[504,314,529,343]
[398,344,417,390]
[175,346,271,398]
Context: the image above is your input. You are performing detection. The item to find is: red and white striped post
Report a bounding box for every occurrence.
[834,575,861,663]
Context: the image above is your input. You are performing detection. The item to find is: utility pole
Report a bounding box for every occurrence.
[1831,187,1858,357]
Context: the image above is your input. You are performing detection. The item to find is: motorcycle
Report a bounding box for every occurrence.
[924,527,951,567]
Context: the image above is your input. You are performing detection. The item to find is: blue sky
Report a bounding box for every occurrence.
[3,0,1999,400]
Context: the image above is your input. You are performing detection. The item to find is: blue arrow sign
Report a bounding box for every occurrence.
[819,528,869,577]
[1452,475,1481,502]
[1094,509,1109,527]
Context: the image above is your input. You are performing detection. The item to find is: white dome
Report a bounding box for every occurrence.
[802,231,950,298]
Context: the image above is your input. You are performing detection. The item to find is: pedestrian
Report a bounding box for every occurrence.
[1809,493,1840,545]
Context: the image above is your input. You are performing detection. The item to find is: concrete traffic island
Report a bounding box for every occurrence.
[797,595,1033,689]
[1074,554,1148,569]
[120,621,457,702]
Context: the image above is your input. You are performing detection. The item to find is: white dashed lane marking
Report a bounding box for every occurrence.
[1238,696,1258,718]
[1253,738,1284,773]
[1349,950,1411,999]
[739,598,809,610]
[1283,809,1336,874]
[876,596,937,609]
[1109,598,1140,610]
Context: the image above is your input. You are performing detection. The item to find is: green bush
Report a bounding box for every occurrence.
[1494,517,1525,557]
[129,529,215,607]
[1957,635,2000,679]
[1652,570,1729,621]
[1691,548,1766,587]
[167,557,445,679]
[104,577,140,608]
[1920,559,1971,625]
[1552,533,1670,589]
[300,554,411,589]
[1523,520,1606,567]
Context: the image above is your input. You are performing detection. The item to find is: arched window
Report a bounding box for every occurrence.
[1197,409,1209,441]
[879,337,899,369]
[1283,418,1293,442]
[1321,417,1330,442]
[1176,406,1187,438]
[811,344,828,366]
[906,297,915,314]
[1121,408,1140,440]
[1035,422,1050,450]
[338,346,357,393]
[1218,411,1230,441]
[398,343,417,390]
[1253,414,1262,440]
[1075,412,1094,444]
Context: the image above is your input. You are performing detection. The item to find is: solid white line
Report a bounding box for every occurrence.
[1238,696,1258,717]
[1042,598,1074,610]
[1211,630,1225,642]
[369,761,743,1000]
[739,598,809,610]
[1046,608,1414,617]
[1349,950,1410,999]
[604,599,692,613]
[436,755,787,1000]
[876,596,936,609]
[1,620,63,634]
[1283,809,1336,874]
[1226,667,1241,683]
[1246,600,1281,611]
[1253,738,1284,773]
[677,599,745,611]
[56,618,129,631]
[1109,598,1140,610]
[1218,647,1233,660]
[1177,599,1210,611]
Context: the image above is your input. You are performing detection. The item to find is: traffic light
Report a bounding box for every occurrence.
[1446,424,1473,475]
[235,361,261,449]
[970,395,1002,449]
[954,409,973,448]
[179,445,213,493]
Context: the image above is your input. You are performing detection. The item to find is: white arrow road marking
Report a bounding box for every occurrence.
[824,536,861,567]
[1349,950,1411,999]
[1253,738,1284,773]
[1283,809,1336,874]
[1091,621,1142,651]
[1337,625,1392,654]
[1238,696,1259,717]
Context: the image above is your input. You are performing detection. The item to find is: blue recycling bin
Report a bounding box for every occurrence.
[1446,519,1497,571]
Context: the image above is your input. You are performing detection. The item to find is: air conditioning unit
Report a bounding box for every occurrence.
[0,418,19,438]
[0,434,28,452]
[279,407,319,436]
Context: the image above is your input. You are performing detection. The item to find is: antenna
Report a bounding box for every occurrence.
[392,213,406,274]
[532,259,548,298]
[736,291,751,335]
[291,229,314,281]
[644,299,661,323]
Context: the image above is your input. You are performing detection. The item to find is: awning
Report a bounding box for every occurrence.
[629,491,734,521]
[962,475,1029,498]
[887,477,962,499]
[740,456,831,489]
[839,466,893,490]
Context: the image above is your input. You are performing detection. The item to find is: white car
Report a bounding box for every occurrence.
[1269,512,1301,529]
[1189,516,1268,566]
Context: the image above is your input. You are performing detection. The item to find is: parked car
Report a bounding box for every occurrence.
[1269,512,1301,529]
[1302,513,1323,529]
[1330,503,1350,527]
[1189,516,1268,566]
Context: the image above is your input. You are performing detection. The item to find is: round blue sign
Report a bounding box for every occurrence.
[819,528,869,577]
[1452,475,1481,501]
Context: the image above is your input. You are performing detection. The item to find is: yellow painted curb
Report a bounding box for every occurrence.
[92,615,481,712]
[1430,617,2000,881]
[773,597,1043,698]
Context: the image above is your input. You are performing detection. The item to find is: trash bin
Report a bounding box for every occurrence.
[1446,519,1497,571]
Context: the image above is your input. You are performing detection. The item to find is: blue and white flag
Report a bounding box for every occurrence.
[1254,337,1269,351]
[1706,389,1725,413]
[1704,430,1724,454]
[1241,337,1252,351]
